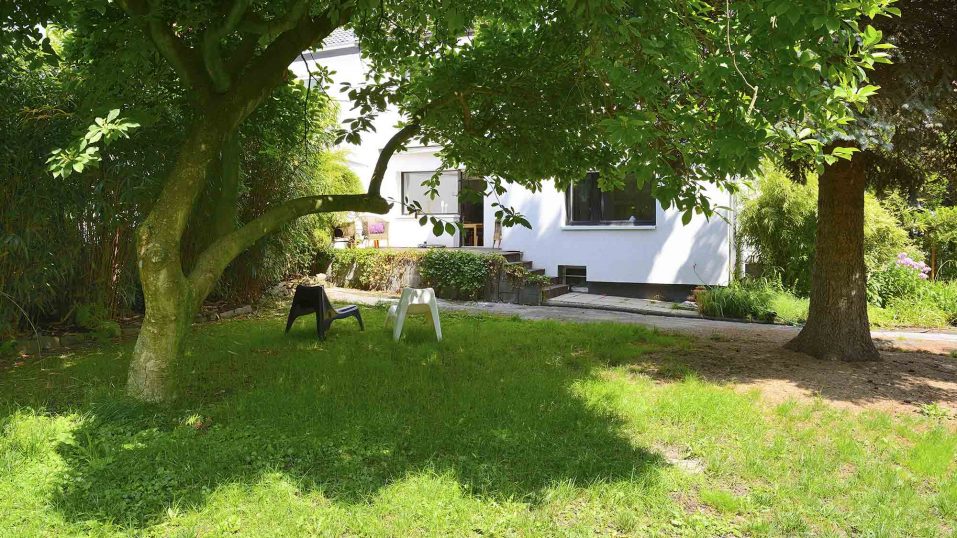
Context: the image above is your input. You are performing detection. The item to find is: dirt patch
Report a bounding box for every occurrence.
[655,329,957,417]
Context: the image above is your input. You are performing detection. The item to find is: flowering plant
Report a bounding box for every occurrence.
[868,253,931,307]
[895,253,931,280]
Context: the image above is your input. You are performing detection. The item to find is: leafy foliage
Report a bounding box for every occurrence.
[0,17,356,333]
[354,0,898,222]
[327,249,424,292]
[697,280,776,322]
[739,164,913,295]
[419,249,500,300]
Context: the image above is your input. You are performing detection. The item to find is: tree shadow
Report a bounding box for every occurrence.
[48,312,665,527]
[623,328,957,412]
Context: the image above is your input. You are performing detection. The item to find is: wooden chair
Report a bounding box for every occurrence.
[285,285,363,340]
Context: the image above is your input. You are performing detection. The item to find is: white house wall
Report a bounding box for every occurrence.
[291,53,461,247]
[498,183,733,286]
[291,49,733,286]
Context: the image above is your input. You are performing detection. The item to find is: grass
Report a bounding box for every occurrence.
[2,307,956,536]
[769,293,809,325]
[705,283,956,329]
[769,291,957,329]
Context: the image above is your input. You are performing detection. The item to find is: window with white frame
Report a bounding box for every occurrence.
[401,170,461,215]
[565,172,656,226]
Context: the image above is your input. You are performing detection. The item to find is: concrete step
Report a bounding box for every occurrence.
[530,268,545,276]
[501,251,523,263]
[507,260,534,270]
[542,284,570,300]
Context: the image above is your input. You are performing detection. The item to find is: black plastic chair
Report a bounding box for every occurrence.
[285,285,363,340]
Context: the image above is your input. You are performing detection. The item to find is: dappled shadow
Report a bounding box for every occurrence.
[623,327,957,414]
[39,311,664,527]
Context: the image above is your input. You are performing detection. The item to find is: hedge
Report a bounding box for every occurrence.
[325,248,550,301]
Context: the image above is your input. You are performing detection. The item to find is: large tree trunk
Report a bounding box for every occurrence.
[127,122,222,402]
[127,276,193,402]
[183,129,242,268]
[785,151,880,362]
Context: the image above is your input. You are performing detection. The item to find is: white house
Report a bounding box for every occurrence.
[291,30,736,301]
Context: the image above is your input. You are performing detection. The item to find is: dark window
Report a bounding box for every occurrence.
[559,265,588,288]
[565,172,656,226]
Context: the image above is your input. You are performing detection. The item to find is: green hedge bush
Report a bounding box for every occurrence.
[326,248,549,301]
[327,249,424,291]
[738,164,913,296]
[419,250,504,300]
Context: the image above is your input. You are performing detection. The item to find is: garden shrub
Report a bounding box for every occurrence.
[738,166,817,294]
[327,249,424,291]
[867,254,930,307]
[770,293,809,325]
[326,248,548,301]
[697,280,776,322]
[739,163,913,296]
[419,250,503,300]
[865,254,957,327]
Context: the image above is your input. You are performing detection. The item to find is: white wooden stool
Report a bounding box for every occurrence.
[386,287,442,341]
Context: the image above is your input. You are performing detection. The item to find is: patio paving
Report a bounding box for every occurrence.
[323,287,957,354]
[546,292,700,319]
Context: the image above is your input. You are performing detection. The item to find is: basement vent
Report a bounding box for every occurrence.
[559,265,588,291]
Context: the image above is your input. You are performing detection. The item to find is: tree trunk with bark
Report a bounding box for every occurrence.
[785,150,880,362]
[118,1,414,401]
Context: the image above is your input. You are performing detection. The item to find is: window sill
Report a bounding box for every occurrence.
[561,224,657,231]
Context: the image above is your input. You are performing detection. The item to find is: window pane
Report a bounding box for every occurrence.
[602,179,656,224]
[568,172,599,223]
[403,171,459,214]
[565,172,656,225]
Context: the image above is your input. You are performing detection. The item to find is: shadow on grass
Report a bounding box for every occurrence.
[36,310,669,527]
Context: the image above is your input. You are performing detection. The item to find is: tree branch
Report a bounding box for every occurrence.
[368,123,421,196]
[225,33,261,77]
[237,0,310,36]
[118,0,215,103]
[221,3,354,130]
[201,0,253,92]
[188,193,389,300]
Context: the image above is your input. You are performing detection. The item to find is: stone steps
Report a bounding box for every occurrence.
[495,249,569,303]
[542,283,571,300]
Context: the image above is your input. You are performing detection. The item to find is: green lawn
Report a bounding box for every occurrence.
[2,308,955,536]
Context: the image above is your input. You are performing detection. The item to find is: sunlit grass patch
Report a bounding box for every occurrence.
[1,309,954,536]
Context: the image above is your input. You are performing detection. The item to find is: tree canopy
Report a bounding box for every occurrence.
[345,0,897,222]
[4,0,898,399]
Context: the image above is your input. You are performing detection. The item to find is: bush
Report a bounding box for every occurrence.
[738,165,817,294]
[867,254,930,307]
[770,293,809,325]
[327,249,424,291]
[739,163,913,296]
[697,280,776,322]
[419,250,503,300]
[326,248,547,301]
[865,255,957,327]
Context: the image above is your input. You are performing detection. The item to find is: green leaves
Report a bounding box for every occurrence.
[861,24,883,48]
[47,109,140,179]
